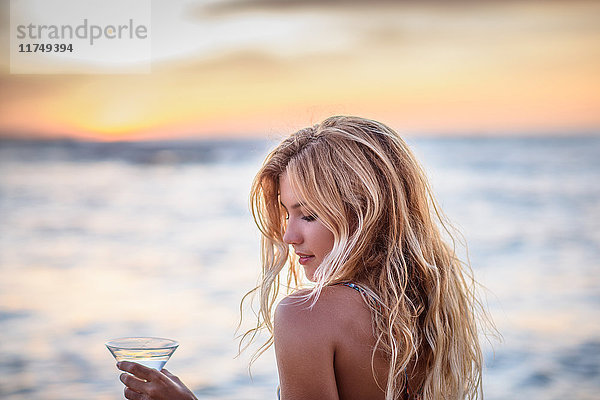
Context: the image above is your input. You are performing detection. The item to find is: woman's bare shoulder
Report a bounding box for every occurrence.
[274,285,382,400]
[274,285,372,339]
[273,287,351,399]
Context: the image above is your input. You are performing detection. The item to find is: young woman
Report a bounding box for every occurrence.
[118,115,490,399]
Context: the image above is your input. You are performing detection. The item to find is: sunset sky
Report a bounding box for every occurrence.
[1,0,599,140]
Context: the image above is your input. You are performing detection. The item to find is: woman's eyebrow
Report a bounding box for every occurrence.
[279,202,302,211]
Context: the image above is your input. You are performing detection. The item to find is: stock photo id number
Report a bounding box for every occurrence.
[10,0,151,74]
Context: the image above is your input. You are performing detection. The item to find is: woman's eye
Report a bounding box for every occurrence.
[302,215,316,222]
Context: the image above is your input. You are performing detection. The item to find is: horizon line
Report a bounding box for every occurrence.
[1,129,599,143]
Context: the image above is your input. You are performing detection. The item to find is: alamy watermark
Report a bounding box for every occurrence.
[10,0,151,74]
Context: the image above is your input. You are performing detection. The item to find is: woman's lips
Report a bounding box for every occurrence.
[296,253,314,265]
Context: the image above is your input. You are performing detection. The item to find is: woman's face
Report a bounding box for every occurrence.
[279,172,335,281]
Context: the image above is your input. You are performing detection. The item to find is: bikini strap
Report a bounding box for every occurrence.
[340,282,363,293]
[336,282,382,311]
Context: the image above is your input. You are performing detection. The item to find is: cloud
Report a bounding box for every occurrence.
[194,0,581,17]
[199,0,399,15]
[197,0,495,16]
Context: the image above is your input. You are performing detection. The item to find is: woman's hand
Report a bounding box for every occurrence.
[117,361,197,400]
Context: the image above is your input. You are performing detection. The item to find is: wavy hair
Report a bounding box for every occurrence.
[241,115,491,399]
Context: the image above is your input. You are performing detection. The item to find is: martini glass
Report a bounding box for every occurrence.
[106,337,179,370]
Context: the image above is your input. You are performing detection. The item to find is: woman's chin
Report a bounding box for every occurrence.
[303,266,317,282]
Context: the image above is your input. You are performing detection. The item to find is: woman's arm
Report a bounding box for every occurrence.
[274,294,340,400]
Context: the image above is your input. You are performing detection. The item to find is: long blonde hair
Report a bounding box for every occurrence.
[242,115,490,399]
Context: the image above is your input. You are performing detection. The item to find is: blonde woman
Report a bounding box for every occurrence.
[118,116,490,400]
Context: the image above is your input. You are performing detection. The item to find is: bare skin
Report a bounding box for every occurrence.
[117,362,197,400]
[274,284,389,400]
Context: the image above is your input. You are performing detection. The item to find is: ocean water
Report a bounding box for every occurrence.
[0,136,598,400]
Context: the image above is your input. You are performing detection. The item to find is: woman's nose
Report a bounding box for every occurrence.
[283,222,302,245]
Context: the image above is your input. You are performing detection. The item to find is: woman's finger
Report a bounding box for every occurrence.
[117,361,156,381]
[120,372,147,393]
[161,369,183,385]
[124,387,144,400]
